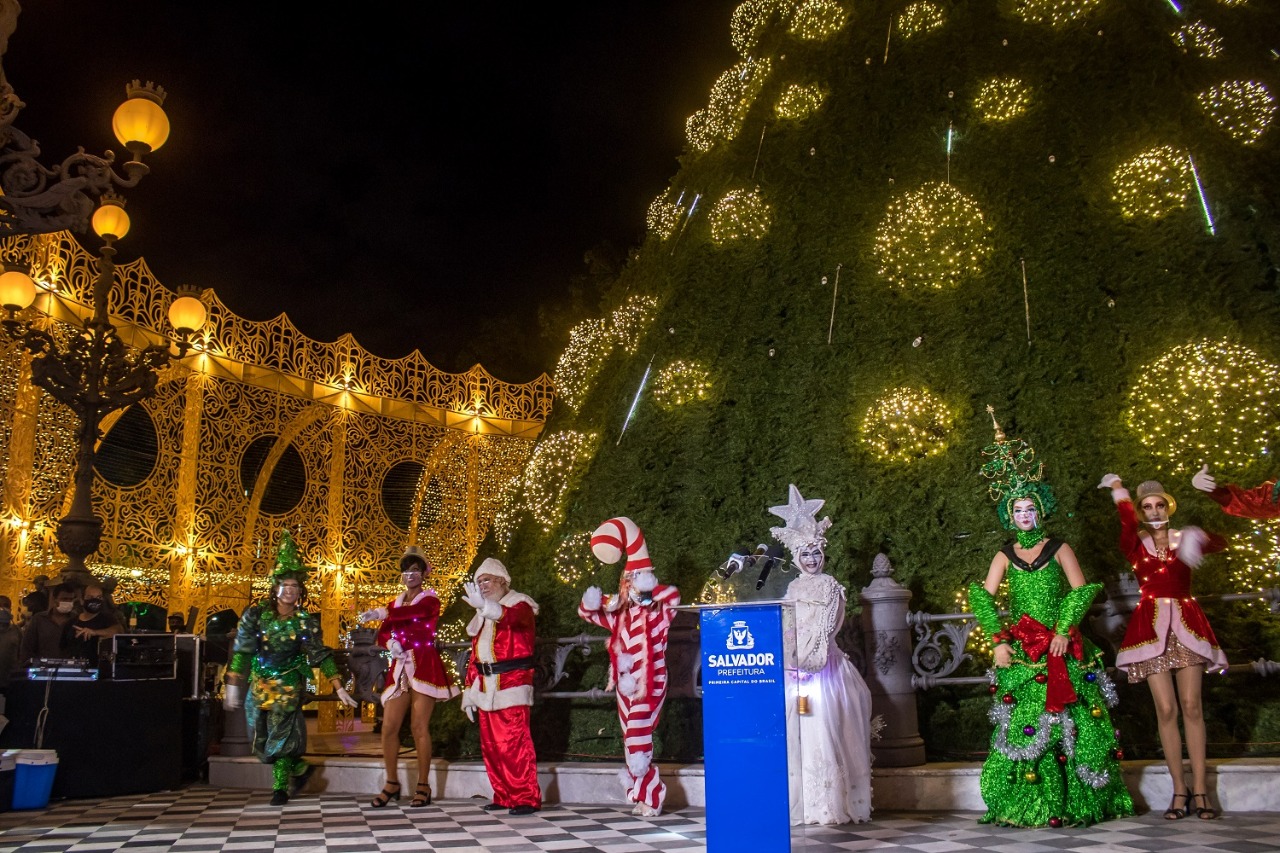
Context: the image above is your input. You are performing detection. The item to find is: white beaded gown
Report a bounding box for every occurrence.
[784,571,873,825]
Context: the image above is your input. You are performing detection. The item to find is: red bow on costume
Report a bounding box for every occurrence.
[1010,615,1083,713]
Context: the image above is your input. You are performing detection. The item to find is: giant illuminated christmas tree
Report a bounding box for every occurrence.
[493,0,1280,753]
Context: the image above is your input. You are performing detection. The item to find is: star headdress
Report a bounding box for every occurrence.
[768,484,832,555]
[269,528,311,582]
[980,406,1056,531]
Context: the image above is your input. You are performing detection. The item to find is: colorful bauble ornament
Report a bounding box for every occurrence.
[1091,706,1103,718]
[1002,693,1015,704]
[989,684,999,695]
[1024,770,1039,783]
[1023,725,1037,736]
[1056,753,1068,765]
[1085,671,1097,682]
[1049,817,1063,828]
[1034,673,1048,684]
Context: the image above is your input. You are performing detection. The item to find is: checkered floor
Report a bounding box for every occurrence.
[2,786,1279,852]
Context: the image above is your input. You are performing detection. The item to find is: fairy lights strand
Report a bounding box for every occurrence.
[896,2,946,39]
[652,360,713,410]
[873,182,992,290]
[789,0,849,41]
[1111,146,1192,219]
[555,531,595,585]
[860,387,957,463]
[1125,339,1280,472]
[775,83,827,121]
[974,78,1033,122]
[1008,0,1103,28]
[1171,21,1224,58]
[1197,80,1276,145]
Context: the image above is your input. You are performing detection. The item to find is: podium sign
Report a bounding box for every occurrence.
[700,602,792,852]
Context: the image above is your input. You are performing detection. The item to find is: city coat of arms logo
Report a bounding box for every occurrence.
[726,619,755,650]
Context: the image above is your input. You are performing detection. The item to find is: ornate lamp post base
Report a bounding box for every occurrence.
[56,512,104,587]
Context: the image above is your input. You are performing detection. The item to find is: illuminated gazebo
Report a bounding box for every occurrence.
[0,232,554,640]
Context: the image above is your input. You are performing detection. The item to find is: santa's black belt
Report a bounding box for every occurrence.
[475,656,535,676]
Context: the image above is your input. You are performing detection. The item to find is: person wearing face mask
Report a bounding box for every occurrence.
[19,582,77,664]
[579,516,680,816]
[62,584,121,661]
[967,415,1132,827]
[0,595,21,693]
[224,530,357,806]
[1099,473,1227,820]
[767,484,872,825]
[358,544,458,809]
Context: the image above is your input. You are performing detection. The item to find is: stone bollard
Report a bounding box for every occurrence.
[859,553,926,767]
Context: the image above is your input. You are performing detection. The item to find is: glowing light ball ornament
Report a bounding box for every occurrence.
[860,387,956,463]
[897,2,946,38]
[1198,81,1276,145]
[873,182,992,290]
[554,318,611,412]
[789,0,849,41]
[610,294,659,354]
[1111,146,1192,219]
[555,532,595,586]
[710,188,773,244]
[775,83,827,121]
[652,360,713,410]
[1125,339,1280,472]
[522,431,600,533]
[1171,21,1224,59]
[647,193,682,240]
[974,78,1033,122]
[1007,0,1103,28]
[1229,520,1280,599]
[731,0,792,56]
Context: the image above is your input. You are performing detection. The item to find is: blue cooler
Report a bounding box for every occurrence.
[12,750,57,810]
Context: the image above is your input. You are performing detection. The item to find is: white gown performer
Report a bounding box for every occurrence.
[578,516,681,816]
[769,484,873,825]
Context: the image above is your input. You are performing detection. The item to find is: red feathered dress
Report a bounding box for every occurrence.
[1113,499,1228,681]
[373,589,459,702]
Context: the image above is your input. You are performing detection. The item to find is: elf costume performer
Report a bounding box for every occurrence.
[224,530,356,805]
[460,557,542,815]
[578,516,680,816]
[967,411,1133,827]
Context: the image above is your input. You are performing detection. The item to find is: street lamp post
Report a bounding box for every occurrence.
[0,203,207,585]
[0,6,196,586]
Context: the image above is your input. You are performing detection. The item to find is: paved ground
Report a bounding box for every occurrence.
[1,785,1278,852]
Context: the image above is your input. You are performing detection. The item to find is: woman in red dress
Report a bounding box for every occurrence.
[1099,475,1226,820]
[361,545,459,807]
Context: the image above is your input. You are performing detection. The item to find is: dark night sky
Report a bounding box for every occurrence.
[4,2,741,380]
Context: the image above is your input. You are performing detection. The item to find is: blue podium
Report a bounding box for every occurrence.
[692,600,797,853]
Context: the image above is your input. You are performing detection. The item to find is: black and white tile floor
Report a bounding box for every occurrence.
[2,786,1279,852]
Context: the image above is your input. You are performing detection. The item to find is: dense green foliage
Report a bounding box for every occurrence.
[493,0,1280,759]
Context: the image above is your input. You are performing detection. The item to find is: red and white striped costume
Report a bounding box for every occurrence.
[578,517,680,815]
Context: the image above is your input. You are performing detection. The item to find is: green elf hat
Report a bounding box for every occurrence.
[270,528,310,583]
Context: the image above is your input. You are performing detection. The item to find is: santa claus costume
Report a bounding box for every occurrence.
[461,558,542,814]
[578,517,681,816]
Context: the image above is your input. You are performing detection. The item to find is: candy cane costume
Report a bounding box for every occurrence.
[578,517,680,816]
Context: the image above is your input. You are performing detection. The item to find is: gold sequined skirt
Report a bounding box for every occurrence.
[1126,632,1210,683]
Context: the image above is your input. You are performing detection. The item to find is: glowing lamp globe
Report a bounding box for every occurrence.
[0,268,37,312]
[112,84,170,153]
[168,289,207,336]
[91,200,131,241]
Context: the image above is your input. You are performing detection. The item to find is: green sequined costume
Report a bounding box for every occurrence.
[229,602,340,792]
[968,545,1134,827]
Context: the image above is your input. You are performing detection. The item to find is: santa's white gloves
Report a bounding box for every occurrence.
[358,608,386,623]
[223,681,244,711]
[1192,464,1216,494]
[462,581,486,610]
[463,704,476,723]
[581,586,603,611]
[386,637,410,661]
[335,686,357,708]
